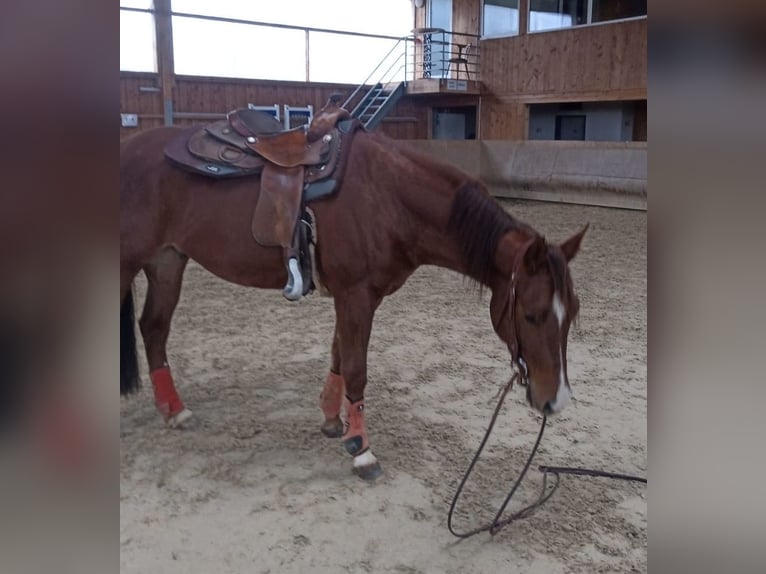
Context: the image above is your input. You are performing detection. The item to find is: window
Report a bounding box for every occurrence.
[529,0,586,32]
[483,0,520,38]
[120,1,157,72]
[529,0,645,32]
[591,0,647,24]
[529,101,641,142]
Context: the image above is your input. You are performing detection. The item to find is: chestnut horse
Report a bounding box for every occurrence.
[120,122,587,480]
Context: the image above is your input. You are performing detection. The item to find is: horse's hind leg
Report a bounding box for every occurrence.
[139,247,192,428]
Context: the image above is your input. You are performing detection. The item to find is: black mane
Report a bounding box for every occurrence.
[446,182,526,286]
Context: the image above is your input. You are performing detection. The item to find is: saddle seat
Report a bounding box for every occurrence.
[164,95,361,302]
[227,108,284,137]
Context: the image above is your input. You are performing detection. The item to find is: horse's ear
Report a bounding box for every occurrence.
[561,223,589,262]
[523,235,548,275]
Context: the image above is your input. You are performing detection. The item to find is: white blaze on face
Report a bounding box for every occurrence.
[553,292,565,327]
[548,292,572,413]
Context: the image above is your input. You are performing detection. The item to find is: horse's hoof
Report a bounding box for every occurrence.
[320,417,344,438]
[354,461,383,481]
[167,408,193,429]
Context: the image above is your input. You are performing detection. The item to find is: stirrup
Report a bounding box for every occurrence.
[283,257,303,301]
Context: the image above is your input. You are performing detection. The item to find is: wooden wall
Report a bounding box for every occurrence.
[480,16,647,139]
[120,72,428,140]
[412,1,646,140]
[452,0,480,36]
[413,0,480,35]
[120,73,165,137]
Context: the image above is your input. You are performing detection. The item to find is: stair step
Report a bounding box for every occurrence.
[350,80,404,127]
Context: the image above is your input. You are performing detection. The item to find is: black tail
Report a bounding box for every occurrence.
[120,286,140,395]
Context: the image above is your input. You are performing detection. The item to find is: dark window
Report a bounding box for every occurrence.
[529,0,587,31]
[592,0,647,24]
[529,0,645,32]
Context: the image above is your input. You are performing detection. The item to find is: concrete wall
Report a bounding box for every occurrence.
[400,140,482,180]
[402,139,647,210]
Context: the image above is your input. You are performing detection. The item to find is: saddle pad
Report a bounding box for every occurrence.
[252,163,304,248]
[188,128,266,170]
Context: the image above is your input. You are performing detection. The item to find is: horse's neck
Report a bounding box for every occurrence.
[385,155,529,286]
[356,134,532,286]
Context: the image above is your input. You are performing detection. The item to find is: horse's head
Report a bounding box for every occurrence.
[490,225,588,415]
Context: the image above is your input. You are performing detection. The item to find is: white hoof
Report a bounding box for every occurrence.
[353,450,378,468]
[167,408,193,429]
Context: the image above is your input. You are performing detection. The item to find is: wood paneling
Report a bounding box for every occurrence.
[479,17,647,138]
[480,96,527,140]
[120,73,428,139]
[452,0,480,36]
[120,72,164,139]
[481,18,646,99]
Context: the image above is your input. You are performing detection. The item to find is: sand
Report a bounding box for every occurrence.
[120,199,646,573]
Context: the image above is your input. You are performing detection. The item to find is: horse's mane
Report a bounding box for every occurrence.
[372,135,543,288]
[446,181,527,286]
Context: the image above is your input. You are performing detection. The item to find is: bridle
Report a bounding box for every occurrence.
[447,238,646,539]
[492,237,537,388]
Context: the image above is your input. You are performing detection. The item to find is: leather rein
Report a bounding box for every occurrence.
[448,238,646,539]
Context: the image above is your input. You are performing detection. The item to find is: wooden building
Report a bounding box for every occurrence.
[408,0,646,141]
[120,1,646,142]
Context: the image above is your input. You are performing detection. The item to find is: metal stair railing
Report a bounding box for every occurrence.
[343,37,413,129]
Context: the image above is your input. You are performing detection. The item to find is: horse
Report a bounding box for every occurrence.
[120,107,588,480]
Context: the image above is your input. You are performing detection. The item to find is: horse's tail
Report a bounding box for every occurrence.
[120,285,140,395]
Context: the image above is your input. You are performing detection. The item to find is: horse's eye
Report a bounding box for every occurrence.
[524,311,548,325]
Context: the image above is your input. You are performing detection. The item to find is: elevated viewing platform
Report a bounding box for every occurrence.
[406,77,482,96]
[403,28,481,96]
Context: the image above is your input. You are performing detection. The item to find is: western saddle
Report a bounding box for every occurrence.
[164,96,360,301]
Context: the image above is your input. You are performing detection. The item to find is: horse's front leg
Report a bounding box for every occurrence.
[323,287,382,480]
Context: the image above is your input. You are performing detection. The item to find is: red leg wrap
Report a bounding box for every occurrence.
[342,397,370,457]
[150,366,185,420]
[320,371,345,420]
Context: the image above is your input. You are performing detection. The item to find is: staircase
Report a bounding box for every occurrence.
[343,37,408,131]
[349,82,405,130]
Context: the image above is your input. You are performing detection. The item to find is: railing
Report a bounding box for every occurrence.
[408,30,481,83]
[120,6,480,86]
[342,37,408,112]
